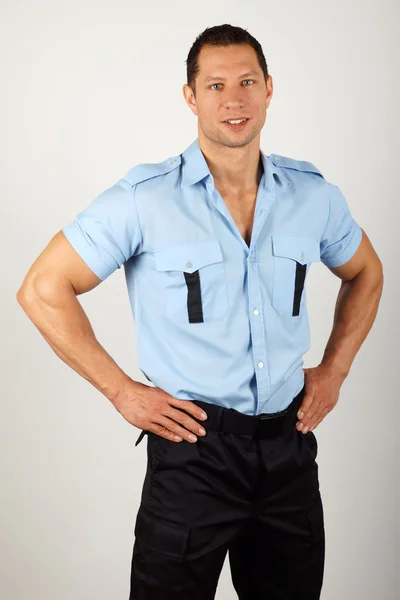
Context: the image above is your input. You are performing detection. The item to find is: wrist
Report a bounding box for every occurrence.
[319,359,349,383]
[108,376,144,410]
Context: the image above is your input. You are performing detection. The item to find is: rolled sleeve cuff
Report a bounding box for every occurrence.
[321,223,363,268]
[62,222,114,281]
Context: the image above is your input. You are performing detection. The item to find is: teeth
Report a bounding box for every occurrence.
[226,119,247,124]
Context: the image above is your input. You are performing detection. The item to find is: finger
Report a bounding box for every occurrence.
[296,396,318,431]
[164,406,208,438]
[147,421,183,442]
[307,417,322,432]
[299,401,322,431]
[309,408,330,431]
[310,420,321,431]
[309,419,321,432]
[151,416,203,443]
[169,398,208,422]
[306,408,328,432]
[296,393,314,421]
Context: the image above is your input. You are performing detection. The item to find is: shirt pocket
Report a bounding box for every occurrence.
[271,235,320,316]
[154,239,229,323]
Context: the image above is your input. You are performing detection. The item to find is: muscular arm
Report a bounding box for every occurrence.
[295,229,383,433]
[320,228,384,379]
[16,230,136,406]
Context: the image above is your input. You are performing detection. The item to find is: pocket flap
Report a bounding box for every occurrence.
[134,506,189,558]
[154,240,223,273]
[272,236,320,265]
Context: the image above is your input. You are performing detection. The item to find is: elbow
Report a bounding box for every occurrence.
[16,289,25,307]
[16,280,32,307]
[17,273,74,311]
[16,272,50,310]
[16,278,40,312]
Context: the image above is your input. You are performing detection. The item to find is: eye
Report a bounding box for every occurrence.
[209,79,255,90]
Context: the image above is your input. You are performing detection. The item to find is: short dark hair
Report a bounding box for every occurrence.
[186,24,269,97]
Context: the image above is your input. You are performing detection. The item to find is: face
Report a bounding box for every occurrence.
[183,44,273,149]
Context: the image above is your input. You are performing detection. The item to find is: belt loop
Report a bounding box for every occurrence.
[135,429,147,447]
[214,404,224,432]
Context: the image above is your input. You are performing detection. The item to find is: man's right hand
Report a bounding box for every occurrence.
[112,381,208,443]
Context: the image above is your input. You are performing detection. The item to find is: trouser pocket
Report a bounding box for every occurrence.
[134,505,190,558]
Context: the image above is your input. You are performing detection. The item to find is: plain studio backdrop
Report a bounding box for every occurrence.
[1,1,398,598]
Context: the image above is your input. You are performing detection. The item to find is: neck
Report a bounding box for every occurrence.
[198,132,263,194]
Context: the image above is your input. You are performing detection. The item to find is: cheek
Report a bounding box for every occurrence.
[197,102,215,118]
[200,109,221,127]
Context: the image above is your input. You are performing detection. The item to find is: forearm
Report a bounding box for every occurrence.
[320,266,384,380]
[16,277,137,405]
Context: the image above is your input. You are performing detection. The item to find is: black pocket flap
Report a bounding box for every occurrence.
[134,506,190,558]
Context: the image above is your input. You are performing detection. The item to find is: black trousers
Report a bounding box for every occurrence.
[129,385,325,599]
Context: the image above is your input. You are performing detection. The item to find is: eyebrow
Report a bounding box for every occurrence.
[204,69,260,83]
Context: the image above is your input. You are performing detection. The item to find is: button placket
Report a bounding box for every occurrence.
[247,250,270,407]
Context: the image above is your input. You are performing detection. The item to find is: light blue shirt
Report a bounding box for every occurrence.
[62,137,362,415]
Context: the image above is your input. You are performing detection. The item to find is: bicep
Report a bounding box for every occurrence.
[327,228,382,281]
[18,230,103,297]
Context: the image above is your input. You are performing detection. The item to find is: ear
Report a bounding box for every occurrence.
[182,84,198,116]
[265,74,273,108]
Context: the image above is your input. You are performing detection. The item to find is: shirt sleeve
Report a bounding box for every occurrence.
[62,177,143,280]
[320,183,362,268]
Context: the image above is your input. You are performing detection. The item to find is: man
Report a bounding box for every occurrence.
[16,23,383,600]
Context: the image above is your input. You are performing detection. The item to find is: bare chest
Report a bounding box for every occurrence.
[218,191,257,248]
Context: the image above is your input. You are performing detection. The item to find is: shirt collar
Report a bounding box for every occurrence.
[180,137,290,192]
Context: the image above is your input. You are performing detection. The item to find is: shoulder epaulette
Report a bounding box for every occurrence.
[123,155,181,186]
[269,154,325,179]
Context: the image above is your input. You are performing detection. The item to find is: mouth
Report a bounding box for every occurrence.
[222,117,250,131]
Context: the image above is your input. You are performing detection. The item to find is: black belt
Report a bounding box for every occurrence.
[135,385,305,446]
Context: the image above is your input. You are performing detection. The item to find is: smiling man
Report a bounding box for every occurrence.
[17,23,383,600]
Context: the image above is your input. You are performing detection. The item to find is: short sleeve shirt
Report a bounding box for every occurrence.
[62,137,362,414]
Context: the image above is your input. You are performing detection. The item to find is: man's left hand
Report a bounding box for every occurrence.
[296,365,345,433]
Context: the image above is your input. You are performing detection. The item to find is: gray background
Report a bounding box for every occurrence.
[2,1,398,598]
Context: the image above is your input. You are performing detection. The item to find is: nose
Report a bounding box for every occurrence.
[224,99,245,109]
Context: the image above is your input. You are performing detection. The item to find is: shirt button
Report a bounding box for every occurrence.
[186,261,192,268]
[258,362,264,368]
[253,309,259,316]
